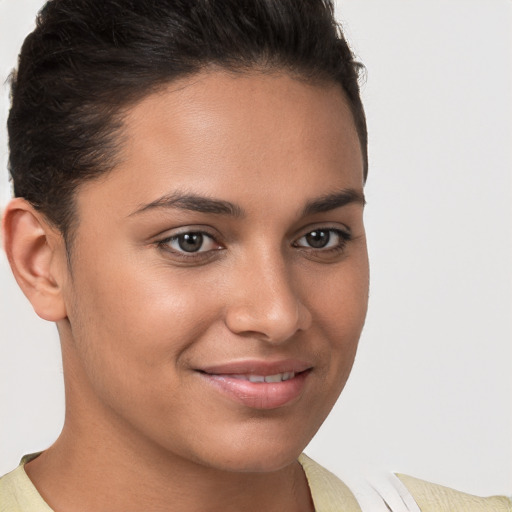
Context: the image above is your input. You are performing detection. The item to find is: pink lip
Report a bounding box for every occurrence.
[196,359,312,410]
[199,359,312,376]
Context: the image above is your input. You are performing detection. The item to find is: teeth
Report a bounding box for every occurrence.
[238,372,296,383]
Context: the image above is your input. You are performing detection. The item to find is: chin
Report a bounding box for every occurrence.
[207,447,303,474]
[190,424,314,474]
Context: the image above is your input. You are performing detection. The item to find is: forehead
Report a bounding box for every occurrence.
[76,70,364,220]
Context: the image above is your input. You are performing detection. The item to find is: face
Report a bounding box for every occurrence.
[58,70,369,473]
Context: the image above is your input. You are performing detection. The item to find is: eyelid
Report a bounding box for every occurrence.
[293,223,351,241]
[155,227,225,258]
[168,232,220,252]
[292,226,352,254]
[153,225,220,243]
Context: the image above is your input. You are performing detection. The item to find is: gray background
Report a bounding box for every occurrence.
[1,0,511,496]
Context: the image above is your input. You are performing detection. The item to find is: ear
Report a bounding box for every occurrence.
[2,198,68,322]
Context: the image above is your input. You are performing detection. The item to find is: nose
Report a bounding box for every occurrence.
[224,250,312,343]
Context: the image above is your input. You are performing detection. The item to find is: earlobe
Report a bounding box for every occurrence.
[2,198,68,322]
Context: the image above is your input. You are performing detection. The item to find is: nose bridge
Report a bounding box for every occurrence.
[225,245,311,342]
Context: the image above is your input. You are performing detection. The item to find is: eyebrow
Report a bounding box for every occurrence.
[129,192,244,218]
[302,188,366,216]
[129,188,365,219]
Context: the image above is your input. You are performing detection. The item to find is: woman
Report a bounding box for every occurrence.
[1,1,510,511]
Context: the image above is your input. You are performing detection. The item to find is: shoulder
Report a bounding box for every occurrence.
[397,473,512,512]
[298,453,362,512]
[0,454,53,512]
[0,464,29,512]
[299,454,512,512]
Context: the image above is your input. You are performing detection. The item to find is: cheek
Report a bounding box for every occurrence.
[309,257,369,332]
[65,254,220,395]
[75,254,210,336]
[63,269,215,442]
[304,257,369,378]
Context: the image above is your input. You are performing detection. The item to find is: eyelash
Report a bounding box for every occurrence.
[293,228,352,255]
[156,230,222,262]
[156,227,352,262]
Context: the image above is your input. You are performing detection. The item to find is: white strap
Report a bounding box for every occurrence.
[343,471,422,512]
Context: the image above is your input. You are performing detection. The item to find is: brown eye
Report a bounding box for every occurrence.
[177,233,204,252]
[305,230,331,248]
[294,228,351,251]
[162,231,221,254]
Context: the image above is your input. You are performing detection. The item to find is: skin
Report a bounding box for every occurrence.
[3,70,369,512]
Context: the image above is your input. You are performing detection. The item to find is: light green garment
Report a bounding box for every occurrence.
[396,473,512,512]
[1,453,511,512]
[0,454,52,512]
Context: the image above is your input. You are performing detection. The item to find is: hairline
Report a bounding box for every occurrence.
[55,64,365,263]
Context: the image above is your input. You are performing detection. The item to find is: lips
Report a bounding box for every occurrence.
[196,359,312,410]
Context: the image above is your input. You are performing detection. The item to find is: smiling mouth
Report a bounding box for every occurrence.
[196,365,312,410]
